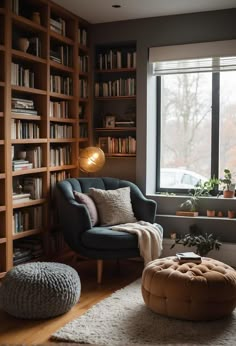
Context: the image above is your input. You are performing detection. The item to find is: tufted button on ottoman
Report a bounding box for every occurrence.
[0,262,81,319]
[141,256,236,321]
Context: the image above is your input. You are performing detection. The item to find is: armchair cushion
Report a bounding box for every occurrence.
[89,186,136,226]
[73,191,98,226]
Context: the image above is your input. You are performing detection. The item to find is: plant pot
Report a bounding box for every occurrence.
[176,211,199,217]
[32,12,41,24]
[18,37,30,52]
[217,211,223,217]
[223,190,235,198]
[207,210,215,217]
[228,210,235,219]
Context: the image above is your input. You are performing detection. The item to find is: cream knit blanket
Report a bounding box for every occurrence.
[111,221,163,265]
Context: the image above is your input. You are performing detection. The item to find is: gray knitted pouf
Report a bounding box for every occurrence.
[0,262,81,319]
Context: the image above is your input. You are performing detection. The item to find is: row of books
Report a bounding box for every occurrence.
[13,238,44,265]
[79,79,88,98]
[11,62,35,88]
[78,28,88,46]
[11,119,40,139]
[50,45,72,67]
[80,124,88,138]
[50,170,70,197]
[97,50,136,70]
[79,55,89,73]
[50,75,73,96]
[98,136,136,154]
[50,145,72,166]
[50,17,66,36]
[49,100,69,118]
[50,124,73,139]
[12,206,43,234]
[95,78,136,97]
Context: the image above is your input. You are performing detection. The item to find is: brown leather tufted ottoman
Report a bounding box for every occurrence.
[141,256,236,321]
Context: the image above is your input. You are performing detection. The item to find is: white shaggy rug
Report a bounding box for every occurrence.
[51,279,236,346]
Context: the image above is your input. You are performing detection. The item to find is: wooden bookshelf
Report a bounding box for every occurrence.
[94,43,136,158]
[0,0,91,277]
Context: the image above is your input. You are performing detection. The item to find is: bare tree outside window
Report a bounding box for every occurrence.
[160,73,212,189]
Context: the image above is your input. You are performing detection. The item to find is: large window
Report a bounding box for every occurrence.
[157,71,236,192]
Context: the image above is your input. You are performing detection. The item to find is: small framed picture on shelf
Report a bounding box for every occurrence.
[98,137,108,153]
[104,114,115,128]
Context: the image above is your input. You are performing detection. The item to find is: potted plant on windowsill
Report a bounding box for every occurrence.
[220,169,235,198]
[170,225,222,257]
[176,177,219,217]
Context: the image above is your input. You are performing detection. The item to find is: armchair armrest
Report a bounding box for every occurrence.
[119,180,157,223]
[55,189,92,252]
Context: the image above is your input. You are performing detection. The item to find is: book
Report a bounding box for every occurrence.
[176,252,202,264]
[13,192,31,200]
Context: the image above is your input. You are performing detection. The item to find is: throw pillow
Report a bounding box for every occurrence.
[89,186,137,226]
[73,191,98,226]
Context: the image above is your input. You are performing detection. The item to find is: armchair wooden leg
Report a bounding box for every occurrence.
[97,259,103,284]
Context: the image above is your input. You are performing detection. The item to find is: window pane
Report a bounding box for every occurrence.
[219,71,236,180]
[160,73,212,189]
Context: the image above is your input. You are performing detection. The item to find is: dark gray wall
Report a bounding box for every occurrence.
[91,9,236,242]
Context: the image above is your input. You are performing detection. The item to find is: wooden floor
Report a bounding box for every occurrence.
[0,257,143,344]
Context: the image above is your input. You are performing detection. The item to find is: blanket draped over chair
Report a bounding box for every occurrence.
[111,221,163,265]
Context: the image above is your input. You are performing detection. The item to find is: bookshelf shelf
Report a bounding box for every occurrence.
[95,68,136,73]
[12,228,44,240]
[11,13,47,32]
[11,113,42,120]
[0,272,6,279]
[0,238,6,244]
[0,140,4,145]
[49,138,77,143]
[105,153,136,158]
[11,85,47,95]
[0,44,5,51]
[12,198,46,209]
[95,127,136,132]
[0,81,5,87]
[0,173,6,179]
[95,96,136,101]
[12,167,47,176]
[49,117,77,123]
[49,30,74,45]
[50,60,74,73]
[49,92,74,100]
[11,49,47,64]
[11,139,47,144]
[49,164,77,171]
[0,206,6,212]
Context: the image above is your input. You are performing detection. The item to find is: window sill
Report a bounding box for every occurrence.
[156,214,236,221]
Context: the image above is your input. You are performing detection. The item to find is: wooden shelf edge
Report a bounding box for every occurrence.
[49,117,77,123]
[12,228,44,240]
[0,272,6,279]
[50,30,74,45]
[49,138,77,143]
[0,206,6,212]
[95,127,136,132]
[49,165,77,171]
[95,68,136,73]
[11,49,47,64]
[11,113,42,120]
[11,85,47,95]
[0,237,6,244]
[11,138,47,144]
[12,198,46,209]
[50,60,74,73]
[95,96,136,100]
[11,13,47,32]
[12,167,47,176]
[0,173,6,179]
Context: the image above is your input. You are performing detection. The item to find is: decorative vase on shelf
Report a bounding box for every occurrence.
[18,37,30,53]
[32,12,41,25]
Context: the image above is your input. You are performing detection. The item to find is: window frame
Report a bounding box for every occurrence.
[156,72,221,194]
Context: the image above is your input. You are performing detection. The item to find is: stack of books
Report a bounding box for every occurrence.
[176,252,202,264]
[11,97,38,115]
[12,159,33,171]
[12,192,31,203]
[115,121,135,127]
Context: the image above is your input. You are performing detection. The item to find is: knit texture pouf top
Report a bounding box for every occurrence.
[0,262,81,319]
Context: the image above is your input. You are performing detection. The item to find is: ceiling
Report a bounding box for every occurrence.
[53,0,236,24]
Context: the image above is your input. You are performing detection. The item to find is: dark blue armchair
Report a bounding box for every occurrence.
[55,177,157,283]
